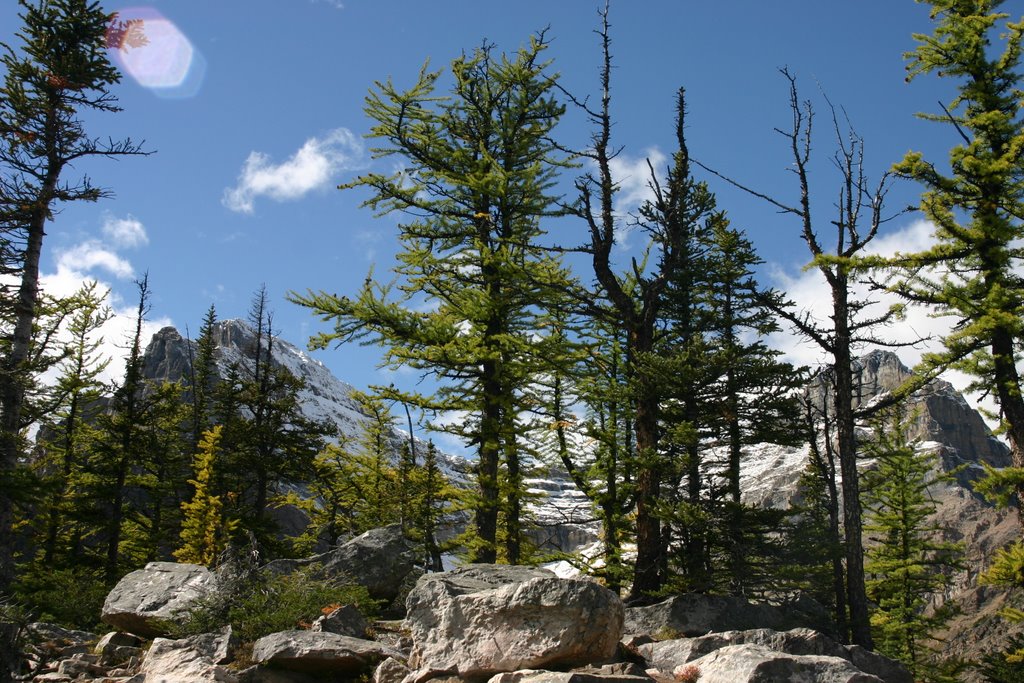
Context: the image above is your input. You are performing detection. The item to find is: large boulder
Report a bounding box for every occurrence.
[251,630,401,676]
[623,593,831,639]
[638,628,911,683]
[264,525,420,604]
[139,626,237,682]
[101,562,217,638]
[320,525,419,602]
[405,565,624,679]
[682,643,883,682]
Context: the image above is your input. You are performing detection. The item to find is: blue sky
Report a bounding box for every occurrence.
[0,1,976,408]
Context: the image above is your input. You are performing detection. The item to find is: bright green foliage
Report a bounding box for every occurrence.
[526,307,635,589]
[27,283,111,567]
[862,410,963,681]
[980,539,1024,670]
[984,539,1024,588]
[292,34,570,564]
[279,400,458,562]
[892,0,1024,503]
[175,426,237,566]
[278,391,400,553]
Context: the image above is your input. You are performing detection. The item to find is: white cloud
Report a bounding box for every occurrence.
[223,128,363,213]
[101,214,149,248]
[37,214,170,389]
[608,147,667,214]
[55,241,135,279]
[765,218,998,422]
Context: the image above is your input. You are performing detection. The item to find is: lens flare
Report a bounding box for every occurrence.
[107,7,206,99]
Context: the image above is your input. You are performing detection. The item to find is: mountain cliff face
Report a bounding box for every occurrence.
[141,320,471,481]
[139,323,1022,670]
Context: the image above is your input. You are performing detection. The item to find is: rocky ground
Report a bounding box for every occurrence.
[7,525,921,683]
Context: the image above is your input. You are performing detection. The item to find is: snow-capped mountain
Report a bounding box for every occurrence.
[141,319,472,484]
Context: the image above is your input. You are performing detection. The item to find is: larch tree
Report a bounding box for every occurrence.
[0,0,147,592]
[862,409,962,680]
[887,0,1024,518]
[292,33,570,564]
[175,425,236,567]
[36,282,111,566]
[885,6,1024,670]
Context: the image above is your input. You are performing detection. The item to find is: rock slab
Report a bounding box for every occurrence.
[251,630,401,676]
[623,594,830,639]
[406,566,624,678]
[685,643,884,683]
[101,562,217,638]
[139,626,237,682]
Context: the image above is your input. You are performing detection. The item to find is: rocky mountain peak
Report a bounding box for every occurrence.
[805,349,1008,469]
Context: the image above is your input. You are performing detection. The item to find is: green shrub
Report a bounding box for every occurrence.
[13,566,108,631]
[173,565,378,643]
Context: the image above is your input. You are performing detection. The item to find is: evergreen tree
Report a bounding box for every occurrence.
[700,222,805,595]
[293,33,569,564]
[862,409,962,680]
[788,394,849,636]
[88,276,189,580]
[216,288,332,551]
[186,305,219,451]
[416,440,450,571]
[570,7,718,591]
[0,0,148,593]
[527,308,634,589]
[31,282,111,566]
[887,0,1024,517]
[175,425,236,566]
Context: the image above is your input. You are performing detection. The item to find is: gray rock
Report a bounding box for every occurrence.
[139,627,237,682]
[26,622,97,647]
[95,630,143,651]
[101,562,218,638]
[847,645,915,683]
[95,631,144,665]
[319,525,420,601]
[405,568,623,679]
[56,653,107,678]
[683,644,883,683]
[487,671,651,683]
[251,630,402,676]
[237,665,320,683]
[623,594,830,638]
[373,656,412,683]
[264,525,421,605]
[638,628,911,683]
[311,603,369,638]
[410,564,555,601]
